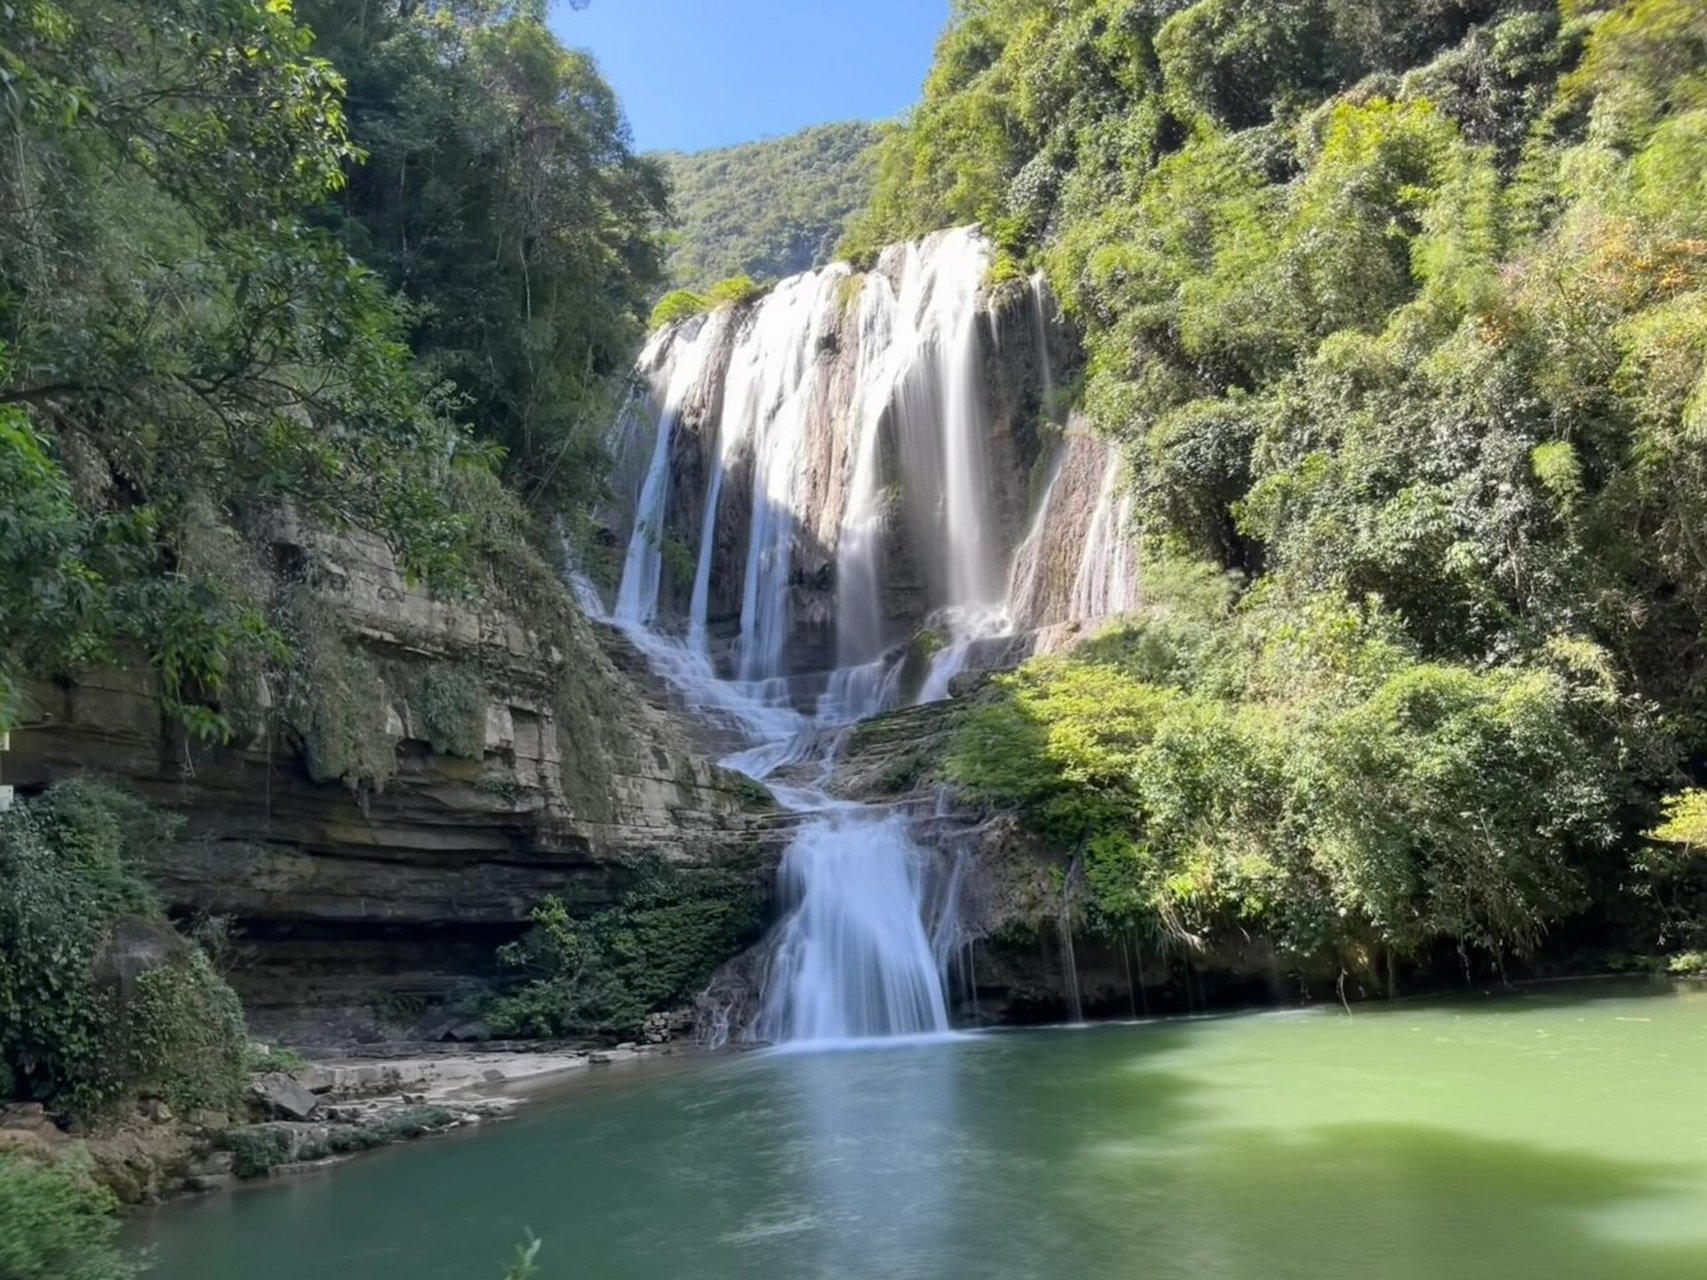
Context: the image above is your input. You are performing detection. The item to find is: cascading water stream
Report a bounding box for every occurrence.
[596,236,1017,1046]
[615,318,725,627]
[735,268,850,682]
[591,228,1142,1045]
[757,809,952,1044]
[1072,451,1139,621]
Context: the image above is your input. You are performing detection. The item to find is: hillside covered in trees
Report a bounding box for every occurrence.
[1,0,667,740]
[656,121,879,288]
[851,0,1707,979]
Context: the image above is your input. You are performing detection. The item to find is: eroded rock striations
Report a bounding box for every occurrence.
[7,519,785,1042]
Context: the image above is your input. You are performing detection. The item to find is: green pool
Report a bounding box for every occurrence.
[133,980,1707,1279]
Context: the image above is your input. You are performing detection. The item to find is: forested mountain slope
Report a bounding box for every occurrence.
[657,121,879,288]
[849,0,1707,978]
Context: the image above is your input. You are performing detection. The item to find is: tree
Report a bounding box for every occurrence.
[0,0,476,736]
[300,0,669,515]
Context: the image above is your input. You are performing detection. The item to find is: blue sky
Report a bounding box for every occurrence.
[549,0,950,154]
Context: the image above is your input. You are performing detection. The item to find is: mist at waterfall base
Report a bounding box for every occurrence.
[136,982,1707,1280]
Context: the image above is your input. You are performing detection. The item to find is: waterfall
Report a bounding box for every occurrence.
[1071,451,1138,621]
[1004,444,1066,630]
[596,229,1147,1046]
[935,234,1002,611]
[614,318,724,626]
[602,256,968,1045]
[734,267,849,681]
[833,273,898,678]
[758,811,952,1043]
[1029,271,1056,422]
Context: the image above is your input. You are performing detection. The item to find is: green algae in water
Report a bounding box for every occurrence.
[133,980,1707,1279]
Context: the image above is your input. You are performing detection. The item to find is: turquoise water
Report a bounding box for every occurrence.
[134,981,1707,1279]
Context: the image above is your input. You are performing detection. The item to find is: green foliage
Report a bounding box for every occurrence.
[0,0,485,736]
[503,1235,544,1280]
[0,783,247,1117]
[1667,950,1707,975]
[645,276,764,330]
[491,855,766,1038]
[410,663,490,761]
[649,289,710,330]
[224,1127,293,1181]
[950,584,1623,965]
[704,276,766,308]
[299,0,667,515]
[861,0,1707,965]
[227,1107,461,1180]
[0,1152,139,1280]
[0,400,93,728]
[245,1045,308,1075]
[658,122,879,287]
[281,595,397,795]
[1649,790,1707,849]
[1,0,669,737]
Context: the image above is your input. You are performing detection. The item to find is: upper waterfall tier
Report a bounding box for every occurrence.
[602,227,1138,690]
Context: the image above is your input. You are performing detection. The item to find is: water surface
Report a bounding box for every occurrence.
[136,980,1707,1279]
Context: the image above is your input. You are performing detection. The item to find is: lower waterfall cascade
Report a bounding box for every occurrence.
[589,228,1141,1046]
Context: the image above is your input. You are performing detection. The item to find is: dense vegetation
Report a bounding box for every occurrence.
[0,1151,136,1280]
[491,854,766,1038]
[859,0,1707,976]
[0,0,664,740]
[0,781,244,1277]
[657,121,879,289]
[0,1,669,1266]
[0,781,247,1117]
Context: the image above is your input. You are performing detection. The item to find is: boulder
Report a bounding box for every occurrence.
[252,1073,320,1121]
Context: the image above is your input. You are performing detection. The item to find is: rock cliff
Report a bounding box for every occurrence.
[6,520,785,1042]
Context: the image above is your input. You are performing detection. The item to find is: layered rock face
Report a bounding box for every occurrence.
[7,522,782,1041]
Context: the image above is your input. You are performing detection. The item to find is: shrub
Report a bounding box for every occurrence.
[245,1045,308,1075]
[281,593,397,793]
[0,1153,139,1280]
[647,289,709,330]
[225,1127,294,1180]
[1649,790,1707,849]
[704,275,765,307]
[0,783,248,1116]
[949,587,1622,966]
[490,854,765,1038]
[409,662,489,760]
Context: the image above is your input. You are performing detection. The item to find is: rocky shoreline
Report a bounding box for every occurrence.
[0,1042,683,1208]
